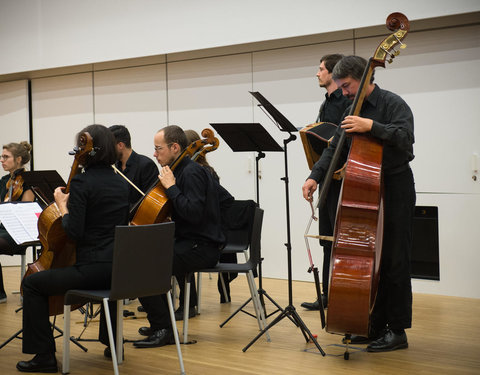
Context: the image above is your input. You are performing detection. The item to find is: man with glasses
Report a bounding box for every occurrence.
[134,125,225,348]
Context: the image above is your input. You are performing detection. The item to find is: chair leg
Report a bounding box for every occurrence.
[246,271,271,342]
[103,298,119,375]
[183,274,191,344]
[115,300,123,365]
[171,276,178,310]
[167,290,186,375]
[219,273,229,302]
[62,304,71,374]
[196,272,202,315]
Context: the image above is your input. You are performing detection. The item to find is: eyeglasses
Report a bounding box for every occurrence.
[0,155,11,161]
[154,143,173,152]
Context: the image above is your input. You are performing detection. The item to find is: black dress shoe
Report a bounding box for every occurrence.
[133,328,176,348]
[104,346,124,360]
[300,295,328,310]
[367,329,408,352]
[174,307,197,321]
[16,354,58,373]
[138,326,152,337]
[137,305,145,312]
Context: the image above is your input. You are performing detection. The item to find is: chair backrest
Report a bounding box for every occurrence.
[109,222,175,301]
[247,207,264,266]
[222,199,257,251]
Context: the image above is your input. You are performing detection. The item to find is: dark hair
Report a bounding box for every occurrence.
[320,54,345,73]
[76,124,117,167]
[109,125,131,148]
[332,55,374,83]
[160,125,188,151]
[3,141,32,165]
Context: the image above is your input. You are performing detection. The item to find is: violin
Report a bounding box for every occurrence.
[130,128,218,225]
[325,13,410,338]
[23,133,93,316]
[4,169,25,202]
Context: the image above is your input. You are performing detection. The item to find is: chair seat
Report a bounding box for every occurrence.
[65,289,111,306]
[199,262,255,274]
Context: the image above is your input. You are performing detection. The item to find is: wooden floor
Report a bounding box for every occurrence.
[0,266,479,375]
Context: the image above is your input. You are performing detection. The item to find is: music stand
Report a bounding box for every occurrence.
[210,122,285,320]
[242,91,325,355]
[21,170,66,208]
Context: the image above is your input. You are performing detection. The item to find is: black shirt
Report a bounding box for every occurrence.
[115,150,159,208]
[166,157,225,245]
[309,84,414,183]
[316,88,351,124]
[62,165,129,264]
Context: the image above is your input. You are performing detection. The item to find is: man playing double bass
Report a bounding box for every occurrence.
[134,125,225,348]
[302,55,416,352]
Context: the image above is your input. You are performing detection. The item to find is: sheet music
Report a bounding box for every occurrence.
[0,202,43,245]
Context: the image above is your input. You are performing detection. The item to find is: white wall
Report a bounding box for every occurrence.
[0,12,479,298]
[1,0,479,75]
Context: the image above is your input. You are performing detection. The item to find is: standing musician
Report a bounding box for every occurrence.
[16,125,129,373]
[109,125,159,210]
[302,55,415,352]
[0,141,35,304]
[301,54,351,311]
[134,125,225,348]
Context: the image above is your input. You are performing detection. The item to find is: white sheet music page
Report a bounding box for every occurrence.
[0,202,43,244]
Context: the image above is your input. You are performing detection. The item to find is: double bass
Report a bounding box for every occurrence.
[325,13,410,343]
[23,133,93,316]
[130,128,219,225]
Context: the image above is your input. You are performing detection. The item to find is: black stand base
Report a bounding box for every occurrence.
[242,304,325,355]
[0,325,88,352]
[219,288,286,328]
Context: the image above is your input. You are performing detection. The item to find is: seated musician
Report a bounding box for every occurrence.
[16,125,129,373]
[134,125,225,348]
[109,125,159,211]
[302,55,415,352]
[185,129,236,303]
[0,141,35,304]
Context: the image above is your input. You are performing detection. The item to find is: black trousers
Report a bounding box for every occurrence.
[370,167,416,331]
[139,238,220,331]
[318,179,341,297]
[21,262,113,354]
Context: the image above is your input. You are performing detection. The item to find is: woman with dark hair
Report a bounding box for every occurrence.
[0,141,35,303]
[16,124,129,373]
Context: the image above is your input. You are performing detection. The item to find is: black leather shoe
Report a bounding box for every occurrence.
[16,354,58,373]
[137,305,145,312]
[138,326,152,337]
[104,346,124,360]
[133,328,176,348]
[174,307,196,321]
[367,329,408,352]
[301,295,327,310]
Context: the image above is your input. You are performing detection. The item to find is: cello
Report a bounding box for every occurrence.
[130,128,219,225]
[325,13,410,344]
[23,133,94,316]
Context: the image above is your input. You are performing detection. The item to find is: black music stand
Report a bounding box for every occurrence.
[210,122,285,321]
[242,91,325,355]
[21,170,66,208]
